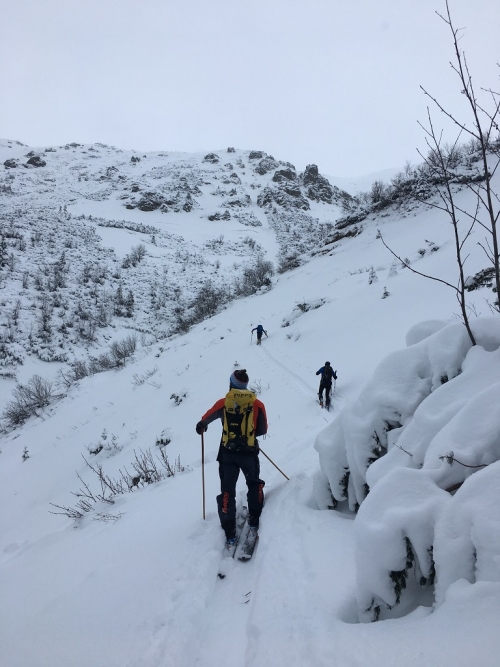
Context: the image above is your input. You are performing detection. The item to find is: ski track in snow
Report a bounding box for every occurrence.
[260,343,317,399]
[174,480,337,667]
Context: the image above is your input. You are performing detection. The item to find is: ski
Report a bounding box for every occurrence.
[217,506,248,579]
[237,526,259,562]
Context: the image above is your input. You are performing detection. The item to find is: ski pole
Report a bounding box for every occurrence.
[251,331,253,345]
[259,447,289,481]
[201,432,206,520]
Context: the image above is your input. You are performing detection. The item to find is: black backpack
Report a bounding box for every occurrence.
[322,366,334,382]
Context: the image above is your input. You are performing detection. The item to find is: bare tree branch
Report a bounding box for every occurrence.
[377,230,457,291]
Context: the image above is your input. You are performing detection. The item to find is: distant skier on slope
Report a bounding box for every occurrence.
[251,324,268,345]
[196,369,268,547]
[316,361,337,409]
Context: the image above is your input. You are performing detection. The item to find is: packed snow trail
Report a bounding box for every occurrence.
[159,317,346,667]
[145,477,355,667]
[124,327,349,667]
[142,324,350,667]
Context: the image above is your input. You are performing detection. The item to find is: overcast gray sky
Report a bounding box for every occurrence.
[1,0,498,176]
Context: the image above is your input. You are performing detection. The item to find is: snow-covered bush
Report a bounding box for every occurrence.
[189,280,229,323]
[2,374,56,426]
[0,341,25,367]
[50,449,186,521]
[281,298,327,327]
[234,255,274,296]
[109,334,137,366]
[314,318,500,621]
[433,460,500,606]
[355,468,447,621]
[277,251,302,273]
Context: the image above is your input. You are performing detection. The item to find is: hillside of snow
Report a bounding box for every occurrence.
[0,139,355,414]
[1,139,499,667]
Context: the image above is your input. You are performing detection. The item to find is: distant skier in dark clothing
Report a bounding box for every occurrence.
[316,362,337,408]
[196,369,268,546]
[251,324,268,345]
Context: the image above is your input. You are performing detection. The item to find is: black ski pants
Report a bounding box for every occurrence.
[318,381,332,404]
[216,447,264,535]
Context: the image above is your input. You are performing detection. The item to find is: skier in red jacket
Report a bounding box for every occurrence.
[196,369,268,546]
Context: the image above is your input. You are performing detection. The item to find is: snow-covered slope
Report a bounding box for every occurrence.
[0,140,499,667]
[0,140,352,412]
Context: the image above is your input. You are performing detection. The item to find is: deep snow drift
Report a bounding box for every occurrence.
[315,318,500,622]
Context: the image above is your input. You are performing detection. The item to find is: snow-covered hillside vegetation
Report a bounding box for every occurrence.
[0,139,356,416]
[1,137,499,667]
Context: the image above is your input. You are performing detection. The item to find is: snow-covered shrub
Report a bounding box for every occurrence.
[370,179,392,207]
[339,139,489,222]
[281,299,327,327]
[189,280,229,323]
[122,243,146,268]
[277,251,302,273]
[170,391,187,406]
[368,266,378,284]
[131,366,158,388]
[355,469,449,621]
[50,449,186,521]
[433,460,500,606]
[234,255,274,296]
[2,374,56,426]
[109,334,137,366]
[0,341,25,367]
[86,429,122,457]
[314,318,500,621]
[249,379,269,395]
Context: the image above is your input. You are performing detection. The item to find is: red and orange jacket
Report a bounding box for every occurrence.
[200,393,268,440]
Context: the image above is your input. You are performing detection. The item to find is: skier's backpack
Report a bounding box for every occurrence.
[222,389,256,451]
[322,366,334,382]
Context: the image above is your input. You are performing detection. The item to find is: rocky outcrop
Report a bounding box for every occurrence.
[26,156,47,168]
[127,189,200,213]
[302,164,320,186]
[254,157,279,175]
[257,186,310,211]
[225,194,251,208]
[300,164,334,203]
[272,168,297,184]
